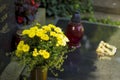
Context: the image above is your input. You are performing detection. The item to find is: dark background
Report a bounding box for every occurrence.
[0,0,17,75]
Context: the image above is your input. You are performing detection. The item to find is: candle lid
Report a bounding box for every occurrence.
[71,11,81,23]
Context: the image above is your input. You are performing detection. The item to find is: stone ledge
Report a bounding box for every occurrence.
[94,6,120,15]
[48,77,63,80]
[94,11,120,22]
[93,0,120,15]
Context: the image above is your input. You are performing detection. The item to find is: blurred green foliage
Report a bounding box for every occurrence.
[41,0,93,17]
[40,0,120,26]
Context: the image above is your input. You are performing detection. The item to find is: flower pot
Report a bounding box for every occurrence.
[31,67,48,80]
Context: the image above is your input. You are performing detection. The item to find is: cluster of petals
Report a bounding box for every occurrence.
[32,48,50,59]
[22,24,69,46]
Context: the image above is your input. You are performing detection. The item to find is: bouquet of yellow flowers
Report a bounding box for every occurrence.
[13,23,69,76]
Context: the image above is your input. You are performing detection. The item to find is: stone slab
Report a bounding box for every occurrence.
[0,61,25,80]
[0,0,17,75]
[93,0,120,14]
[35,8,46,25]
[55,19,120,80]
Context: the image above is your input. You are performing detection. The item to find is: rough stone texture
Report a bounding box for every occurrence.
[0,0,17,75]
[93,0,120,9]
[94,12,120,22]
[55,19,120,80]
[93,0,120,21]
[0,7,46,80]
[93,0,120,14]
[0,61,25,80]
[35,8,46,25]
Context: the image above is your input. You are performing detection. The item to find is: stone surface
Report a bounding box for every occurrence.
[94,12,120,22]
[93,0,120,21]
[93,0,120,14]
[0,61,25,80]
[35,8,46,25]
[93,0,120,9]
[0,0,17,75]
[55,19,120,80]
[0,7,46,80]
[48,77,63,80]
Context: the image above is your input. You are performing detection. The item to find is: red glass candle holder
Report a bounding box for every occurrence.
[66,22,84,48]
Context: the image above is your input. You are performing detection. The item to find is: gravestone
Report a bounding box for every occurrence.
[0,0,17,75]
[0,1,46,79]
[93,0,120,14]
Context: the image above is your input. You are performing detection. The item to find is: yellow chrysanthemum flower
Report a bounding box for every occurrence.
[56,36,68,46]
[17,41,24,51]
[48,24,56,29]
[39,50,50,59]
[50,31,57,37]
[61,40,67,46]
[36,29,46,37]
[33,53,38,57]
[56,34,63,39]
[38,50,44,55]
[56,40,63,46]
[32,48,39,57]
[22,30,30,35]
[42,25,51,31]
[40,29,47,33]
[30,26,38,31]
[43,51,50,59]
[28,31,36,38]
[22,44,30,52]
[63,36,69,42]
[54,27,62,33]
[19,40,24,45]
[40,34,49,41]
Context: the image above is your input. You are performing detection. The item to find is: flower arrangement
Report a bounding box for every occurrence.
[15,0,40,24]
[12,23,70,76]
